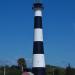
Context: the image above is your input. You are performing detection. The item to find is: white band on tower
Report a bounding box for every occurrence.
[33,54,45,67]
[35,9,42,16]
[34,28,43,41]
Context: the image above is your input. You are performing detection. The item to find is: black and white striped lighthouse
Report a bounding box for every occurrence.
[32,0,46,75]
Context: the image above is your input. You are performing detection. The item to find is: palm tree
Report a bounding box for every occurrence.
[17,58,27,72]
[65,64,72,75]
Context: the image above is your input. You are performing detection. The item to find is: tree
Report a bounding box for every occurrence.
[46,65,51,75]
[10,65,19,69]
[46,65,54,75]
[17,58,27,72]
[65,64,73,75]
[54,69,59,75]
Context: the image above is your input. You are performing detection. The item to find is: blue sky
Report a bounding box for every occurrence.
[0,0,75,67]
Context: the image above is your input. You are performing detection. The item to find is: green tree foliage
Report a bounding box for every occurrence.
[17,58,27,72]
[71,68,75,75]
[10,65,19,69]
[65,64,73,75]
[0,59,75,75]
[46,65,56,75]
[0,65,21,75]
[54,69,59,75]
[46,64,66,75]
[46,65,51,75]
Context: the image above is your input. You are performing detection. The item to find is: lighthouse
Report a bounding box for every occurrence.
[32,0,46,75]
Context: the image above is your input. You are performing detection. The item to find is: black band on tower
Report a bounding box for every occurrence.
[32,67,45,75]
[33,41,44,54]
[32,3,43,10]
[34,16,42,28]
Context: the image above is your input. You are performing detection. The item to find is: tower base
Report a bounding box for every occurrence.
[32,67,46,75]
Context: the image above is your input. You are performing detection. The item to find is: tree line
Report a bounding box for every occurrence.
[0,58,75,75]
[46,64,75,75]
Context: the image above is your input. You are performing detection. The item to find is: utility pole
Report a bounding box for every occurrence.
[4,66,6,75]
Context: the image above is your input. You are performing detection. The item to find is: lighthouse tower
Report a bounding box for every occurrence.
[32,0,46,75]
